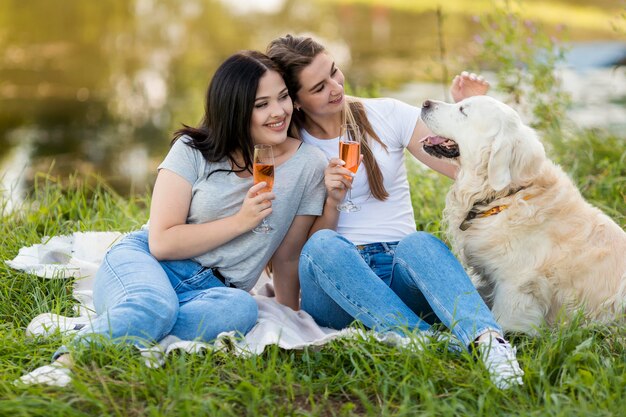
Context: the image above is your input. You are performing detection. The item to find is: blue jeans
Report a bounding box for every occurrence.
[299,230,501,349]
[55,230,258,358]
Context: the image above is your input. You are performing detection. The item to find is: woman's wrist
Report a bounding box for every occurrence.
[229,212,253,235]
[325,195,341,210]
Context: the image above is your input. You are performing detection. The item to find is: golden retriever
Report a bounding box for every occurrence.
[420,95,626,334]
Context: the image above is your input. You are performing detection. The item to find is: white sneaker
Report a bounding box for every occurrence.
[15,364,72,387]
[26,313,88,337]
[477,337,524,389]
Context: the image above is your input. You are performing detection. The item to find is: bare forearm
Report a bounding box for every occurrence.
[149,215,246,260]
[309,197,340,237]
[414,147,458,179]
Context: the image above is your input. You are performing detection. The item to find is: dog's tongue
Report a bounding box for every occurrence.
[422,135,447,145]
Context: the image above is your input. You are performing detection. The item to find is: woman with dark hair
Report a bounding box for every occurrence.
[267,35,524,389]
[45,50,327,375]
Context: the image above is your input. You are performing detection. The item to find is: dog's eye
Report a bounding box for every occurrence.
[459,106,467,116]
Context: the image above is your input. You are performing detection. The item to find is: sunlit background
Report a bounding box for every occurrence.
[1,0,624,208]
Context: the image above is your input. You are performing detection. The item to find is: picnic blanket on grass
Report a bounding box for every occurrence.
[8,231,433,387]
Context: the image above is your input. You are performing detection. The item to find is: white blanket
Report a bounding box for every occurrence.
[9,232,437,387]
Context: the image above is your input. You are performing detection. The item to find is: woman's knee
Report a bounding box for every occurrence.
[396,231,449,259]
[102,232,151,266]
[300,229,353,274]
[303,229,345,255]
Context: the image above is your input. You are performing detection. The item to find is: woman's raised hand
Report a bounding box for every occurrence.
[237,182,275,231]
[450,71,490,103]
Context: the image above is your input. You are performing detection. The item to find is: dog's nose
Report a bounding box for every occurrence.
[422,100,432,109]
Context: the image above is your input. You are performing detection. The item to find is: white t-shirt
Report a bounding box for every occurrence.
[301,98,421,245]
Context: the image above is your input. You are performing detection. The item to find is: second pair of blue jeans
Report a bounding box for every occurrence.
[299,230,502,349]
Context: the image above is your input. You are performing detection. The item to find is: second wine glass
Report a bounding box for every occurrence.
[252,144,275,234]
[337,124,362,213]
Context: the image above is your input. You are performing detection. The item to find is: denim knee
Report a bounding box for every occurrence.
[396,231,449,259]
[304,229,344,252]
[301,229,353,261]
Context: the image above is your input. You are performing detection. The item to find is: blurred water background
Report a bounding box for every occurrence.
[1,0,624,208]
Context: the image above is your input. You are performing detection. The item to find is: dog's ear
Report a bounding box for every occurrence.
[509,125,545,184]
[487,127,514,192]
[488,121,545,192]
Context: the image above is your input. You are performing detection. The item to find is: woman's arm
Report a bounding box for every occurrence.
[148,169,274,260]
[406,121,458,179]
[309,196,340,236]
[271,215,317,310]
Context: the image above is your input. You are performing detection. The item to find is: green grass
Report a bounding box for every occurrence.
[1,129,625,416]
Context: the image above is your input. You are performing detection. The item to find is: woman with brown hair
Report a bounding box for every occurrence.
[21,50,328,386]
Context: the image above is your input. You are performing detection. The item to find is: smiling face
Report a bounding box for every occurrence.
[250,70,293,146]
[294,52,345,119]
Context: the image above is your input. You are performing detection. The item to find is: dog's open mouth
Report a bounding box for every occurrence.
[421,135,460,159]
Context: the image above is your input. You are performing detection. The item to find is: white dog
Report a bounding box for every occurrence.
[420,95,626,334]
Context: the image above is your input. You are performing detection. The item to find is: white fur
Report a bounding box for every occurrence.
[421,96,626,334]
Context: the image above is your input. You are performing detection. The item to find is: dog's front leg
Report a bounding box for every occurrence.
[490,278,551,335]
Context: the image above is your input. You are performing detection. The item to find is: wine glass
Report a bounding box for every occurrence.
[252,144,275,234]
[336,124,362,213]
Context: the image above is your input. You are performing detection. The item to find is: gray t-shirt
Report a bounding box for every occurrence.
[157,137,327,291]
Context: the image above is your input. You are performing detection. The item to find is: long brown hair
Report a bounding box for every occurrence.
[267,34,389,201]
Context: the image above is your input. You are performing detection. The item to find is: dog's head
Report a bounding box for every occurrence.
[420,96,545,192]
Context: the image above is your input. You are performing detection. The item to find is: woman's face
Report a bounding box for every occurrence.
[250,70,293,146]
[295,52,345,119]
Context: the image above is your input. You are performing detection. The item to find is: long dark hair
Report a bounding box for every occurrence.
[173,50,283,176]
[267,34,389,200]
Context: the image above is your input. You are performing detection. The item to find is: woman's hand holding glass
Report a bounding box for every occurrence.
[323,158,357,208]
[337,124,362,212]
[252,144,276,234]
[236,182,275,233]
